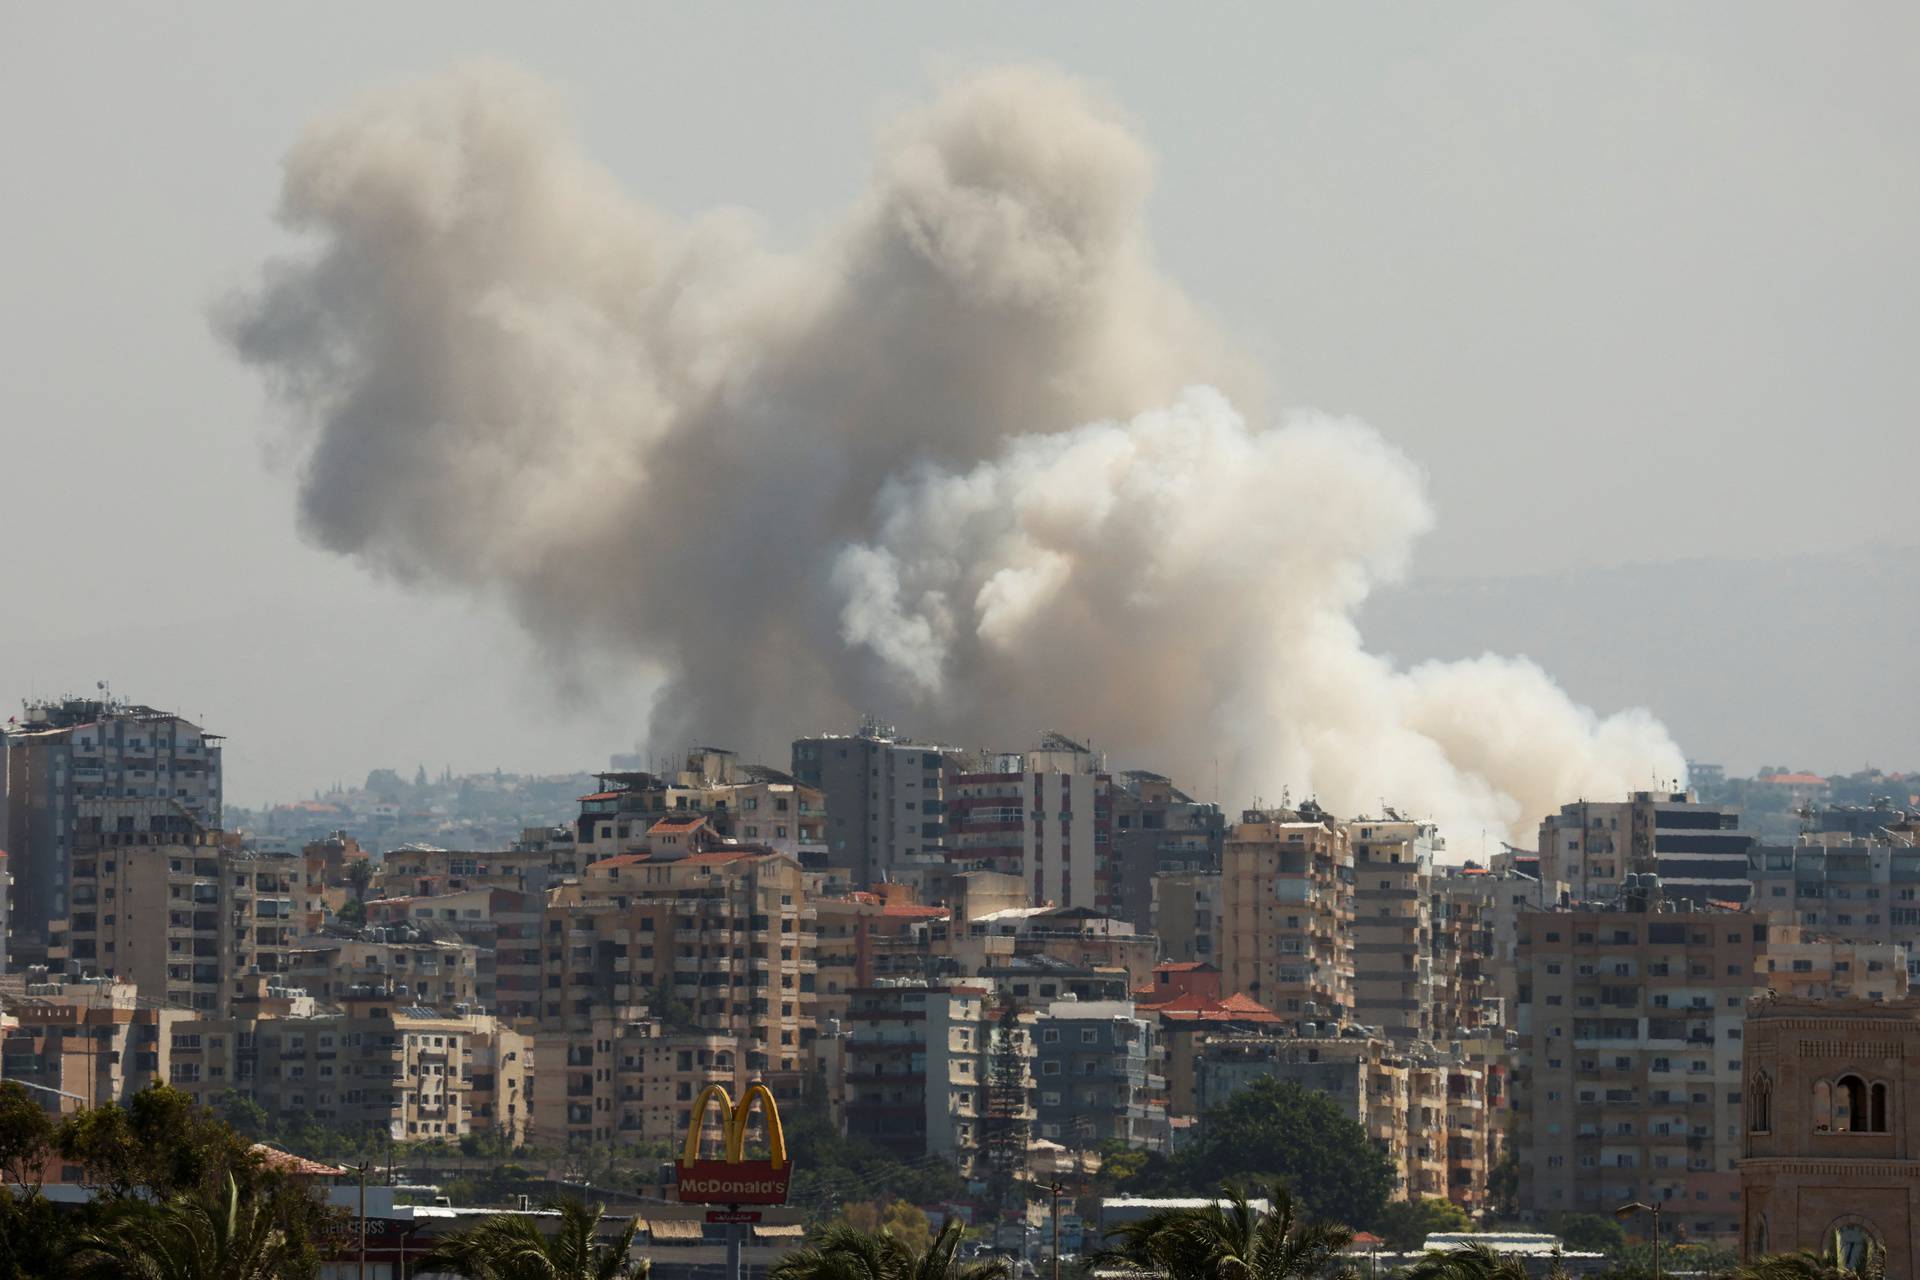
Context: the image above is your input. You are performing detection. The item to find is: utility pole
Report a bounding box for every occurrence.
[357,1160,369,1280]
[1052,1189,1067,1280]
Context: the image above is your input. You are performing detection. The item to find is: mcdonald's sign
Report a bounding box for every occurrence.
[674,1082,793,1205]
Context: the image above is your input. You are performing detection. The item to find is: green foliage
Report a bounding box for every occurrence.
[782,1108,966,1224]
[0,1185,73,1280]
[644,983,701,1036]
[1372,1197,1473,1250]
[1111,1078,1394,1229]
[1095,1182,1352,1280]
[1549,1213,1626,1256]
[1401,1242,1531,1280]
[70,1172,311,1280]
[836,1202,935,1257]
[421,1197,645,1280]
[0,1082,54,1190]
[1606,1241,1737,1277]
[56,1083,255,1200]
[774,1216,1006,1280]
[1733,1230,1887,1280]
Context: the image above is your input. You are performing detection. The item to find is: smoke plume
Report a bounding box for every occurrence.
[223,61,1684,849]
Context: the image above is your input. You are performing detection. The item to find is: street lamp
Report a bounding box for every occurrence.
[1615,1201,1661,1280]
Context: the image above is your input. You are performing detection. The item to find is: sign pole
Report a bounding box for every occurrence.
[727,1205,744,1280]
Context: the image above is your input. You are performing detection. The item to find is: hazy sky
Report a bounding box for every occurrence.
[3,4,1915,805]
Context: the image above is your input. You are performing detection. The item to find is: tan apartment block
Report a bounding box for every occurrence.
[1220,808,1355,1020]
[0,976,179,1111]
[1516,907,1764,1241]
[1151,871,1220,966]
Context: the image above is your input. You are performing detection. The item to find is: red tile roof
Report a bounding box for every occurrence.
[649,817,708,833]
[1762,772,1827,786]
[1153,960,1212,973]
[578,790,623,802]
[252,1145,348,1177]
[684,850,766,865]
[880,904,947,919]
[588,854,649,870]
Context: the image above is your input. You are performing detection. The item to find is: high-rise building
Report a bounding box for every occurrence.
[1031,997,1168,1150]
[944,733,1114,911]
[1349,817,1439,1041]
[1110,771,1222,931]
[792,722,962,887]
[3,697,222,967]
[1151,870,1220,965]
[1538,791,1754,906]
[49,798,295,1015]
[1515,906,1765,1240]
[1219,805,1355,1020]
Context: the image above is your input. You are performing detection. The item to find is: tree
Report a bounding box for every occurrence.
[774,1216,1006,1280]
[56,1083,254,1200]
[0,1187,79,1280]
[1373,1198,1473,1251]
[421,1197,645,1280]
[1549,1213,1625,1256]
[1402,1242,1530,1280]
[1734,1231,1887,1280]
[838,1202,934,1257]
[980,996,1029,1207]
[346,859,375,904]
[213,1092,274,1144]
[1157,1079,1395,1229]
[0,1082,53,1191]
[70,1172,306,1280]
[1096,1182,1352,1280]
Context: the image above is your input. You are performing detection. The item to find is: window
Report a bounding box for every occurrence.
[1749,1072,1772,1133]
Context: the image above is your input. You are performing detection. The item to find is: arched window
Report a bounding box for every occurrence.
[1871,1082,1889,1133]
[1814,1080,1833,1132]
[1749,1072,1773,1133]
[1838,1075,1868,1133]
[1754,1214,1769,1258]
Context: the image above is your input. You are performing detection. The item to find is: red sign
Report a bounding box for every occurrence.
[707,1210,764,1224]
[675,1158,792,1206]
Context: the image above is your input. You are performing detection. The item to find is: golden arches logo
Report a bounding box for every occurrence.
[680,1082,789,1167]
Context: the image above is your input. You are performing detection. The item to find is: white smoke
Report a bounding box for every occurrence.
[222,61,1684,851]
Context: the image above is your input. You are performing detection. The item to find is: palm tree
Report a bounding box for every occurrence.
[1735,1231,1887,1280]
[771,1217,1006,1280]
[1096,1183,1353,1280]
[69,1172,304,1280]
[420,1197,645,1280]
[1400,1242,1528,1280]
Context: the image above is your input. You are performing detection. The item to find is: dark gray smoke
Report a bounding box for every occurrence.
[224,61,1682,846]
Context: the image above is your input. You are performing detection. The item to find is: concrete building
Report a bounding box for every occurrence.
[1220,805,1355,1020]
[525,1018,746,1153]
[3,697,222,968]
[171,990,529,1144]
[811,888,946,1025]
[1192,1032,1496,1211]
[1747,837,1920,947]
[1350,818,1439,1041]
[50,799,297,1015]
[573,754,827,864]
[1515,907,1764,1240]
[945,734,1115,912]
[1032,997,1168,1150]
[0,974,180,1110]
[536,848,817,1136]
[1152,870,1220,965]
[286,936,485,1011]
[840,979,1034,1177]
[1739,994,1920,1270]
[1538,791,1755,906]
[1110,772,1222,932]
[791,722,963,888]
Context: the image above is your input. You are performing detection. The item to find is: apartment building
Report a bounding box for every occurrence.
[1515,907,1763,1240]
[1747,838,1920,945]
[1220,805,1355,1020]
[286,936,484,1011]
[840,980,1034,1177]
[1192,1032,1494,1210]
[1152,870,1220,965]
[945,735,1115,912]
[1110,771,1222,931]
[792,722,963,887]
[526,1015,745,1151]
[52,799,297,1015]
[1757,927,1908,1000]
[1435,865,1554,1034]
[1538,791,1755,906]
[0,975,179,1110]
[574,753,827,864]
[3,697,222,967]
[1031,998,1168,1150]
[1349,818,1439,1040]
[539,849,817,1109]
[170,990,530,1143]
[812,889,946,1025]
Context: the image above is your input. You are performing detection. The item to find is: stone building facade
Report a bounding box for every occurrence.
[1740,995,1920,1270]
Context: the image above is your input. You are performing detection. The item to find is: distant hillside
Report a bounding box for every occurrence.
[1359,544,1920,778]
